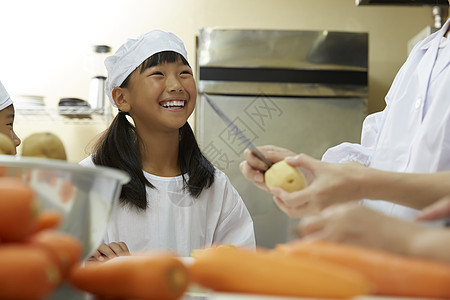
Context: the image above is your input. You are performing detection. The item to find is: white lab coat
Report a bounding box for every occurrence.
[322,19,450,220]
[80,156,256,256]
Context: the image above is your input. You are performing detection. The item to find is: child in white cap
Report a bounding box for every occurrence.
[80,30,255,259]
[0,81,21,154]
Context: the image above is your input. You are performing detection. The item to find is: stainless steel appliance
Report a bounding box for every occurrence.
[87,45,111,114]
[195,28,368,248]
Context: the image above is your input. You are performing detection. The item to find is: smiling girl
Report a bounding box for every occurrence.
[80,30,255,259]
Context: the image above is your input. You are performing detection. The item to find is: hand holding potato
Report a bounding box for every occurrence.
[268,154,368,218]
[239,145,296,192]
[241,146,371,218]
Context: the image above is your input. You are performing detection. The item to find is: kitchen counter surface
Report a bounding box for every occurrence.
[185,292,437,300]
[46,282,436,300]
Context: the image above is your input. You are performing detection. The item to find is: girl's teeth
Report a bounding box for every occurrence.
[162,101,184,108]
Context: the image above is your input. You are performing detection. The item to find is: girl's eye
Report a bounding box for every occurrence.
[150,71,163,76]
[6,122,13,127]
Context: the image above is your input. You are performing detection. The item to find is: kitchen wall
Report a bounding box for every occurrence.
[0,0,440,162]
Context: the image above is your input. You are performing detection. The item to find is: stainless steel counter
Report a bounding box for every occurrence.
[46,283,434,300]
[48,287,435,300]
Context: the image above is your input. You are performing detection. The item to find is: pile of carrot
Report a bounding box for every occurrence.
[187,240,450,299]
[6,174,450,299]
[0,177,82,300]
[189,245,372,298]
[0,176,191,300]
[275,240,450,299]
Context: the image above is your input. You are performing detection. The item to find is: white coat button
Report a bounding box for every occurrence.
[415,98,421,109]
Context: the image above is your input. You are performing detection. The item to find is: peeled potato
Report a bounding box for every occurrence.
[0,132,15,155]
[21,132,67,161]
[264,160,306,192]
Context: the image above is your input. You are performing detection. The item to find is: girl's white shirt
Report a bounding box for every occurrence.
[80,156,256,256]
[322,18,450,220]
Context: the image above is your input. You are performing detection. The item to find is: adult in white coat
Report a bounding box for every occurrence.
[240,12,450,220]
[322,16,450,220]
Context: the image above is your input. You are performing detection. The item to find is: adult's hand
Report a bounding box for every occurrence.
[416,196,450,221]
[296,202,426,256]
[270,153,367,218]
[239,145,296,192]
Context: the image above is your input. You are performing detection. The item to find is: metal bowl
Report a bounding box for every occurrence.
[0,155,129,260]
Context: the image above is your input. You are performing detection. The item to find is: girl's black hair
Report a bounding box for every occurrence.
[92,51,215,210]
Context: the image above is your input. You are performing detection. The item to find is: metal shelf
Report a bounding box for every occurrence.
[15,106,114,125]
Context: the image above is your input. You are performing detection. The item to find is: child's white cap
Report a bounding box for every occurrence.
[0,81,13,111]
[105,30,188,107]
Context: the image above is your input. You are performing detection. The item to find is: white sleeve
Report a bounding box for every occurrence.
[322,111,383,166]
[78,155,95,167]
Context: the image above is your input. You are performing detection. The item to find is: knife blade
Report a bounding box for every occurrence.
[204,94,273,168]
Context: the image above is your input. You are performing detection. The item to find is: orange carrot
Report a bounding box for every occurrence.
[70,252,190,300]
[190,243,236,258]
[0,245,61,300]
[189,246,371,299]
[35,210,63,232]
[0,177,38,242]
[275,240,450,298]
[0,166,7,176]
[27,229,83,279]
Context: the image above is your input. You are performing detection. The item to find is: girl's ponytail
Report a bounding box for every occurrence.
[93,111,150,210]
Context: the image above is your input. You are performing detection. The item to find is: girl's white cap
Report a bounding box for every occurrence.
[0,81,13,111]
[105,30,188,107]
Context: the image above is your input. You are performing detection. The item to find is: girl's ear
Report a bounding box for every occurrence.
[112,87,131,112]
